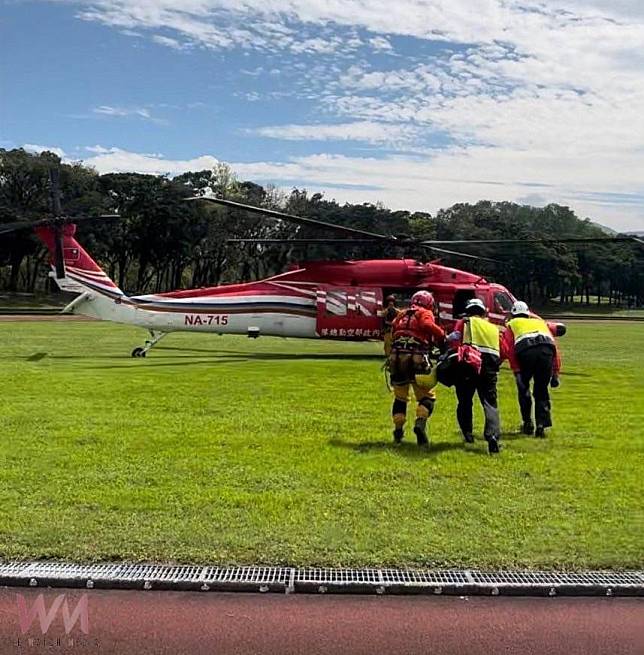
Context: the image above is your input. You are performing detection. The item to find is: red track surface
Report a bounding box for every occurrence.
[0,588,642,654]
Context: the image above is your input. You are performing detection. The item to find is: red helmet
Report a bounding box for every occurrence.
[411,290,435,309]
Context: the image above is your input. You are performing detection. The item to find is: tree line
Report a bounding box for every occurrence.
[1,148,642,307]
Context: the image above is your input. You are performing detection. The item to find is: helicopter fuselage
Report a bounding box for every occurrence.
[103,258,515,338]
[36,226,517,355]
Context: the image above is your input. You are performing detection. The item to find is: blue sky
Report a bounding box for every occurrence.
[1,0,643,231]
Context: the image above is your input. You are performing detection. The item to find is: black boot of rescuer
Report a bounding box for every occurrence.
[487,436,500,454]
[535,426,545,438]
[522,421,535,435]
[413,418,429,448]
[393,428,404,444]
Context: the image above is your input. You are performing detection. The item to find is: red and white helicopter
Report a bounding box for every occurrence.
[2,194,638,357]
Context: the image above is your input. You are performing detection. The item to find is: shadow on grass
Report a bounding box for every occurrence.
[42,351,385,369]
[228,351,380,361]
[2,352,126,363]
[329,437,489,458]
[26,352,48,361]
[79,358,241,370]
[156,348,385,362]
[498,430,533,441]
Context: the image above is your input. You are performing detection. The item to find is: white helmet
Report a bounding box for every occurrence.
[465,298,486,315]
[511,300,530,316]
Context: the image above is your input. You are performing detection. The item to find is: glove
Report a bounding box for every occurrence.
[550,375,560,388]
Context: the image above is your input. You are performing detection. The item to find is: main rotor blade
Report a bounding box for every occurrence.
[227,237,505,264]
[422,236,640,246]
[226,238,391,245]
[0,220,36,236]
[0,214,120,237]
[422,244,502,263]
[188,197,395,241]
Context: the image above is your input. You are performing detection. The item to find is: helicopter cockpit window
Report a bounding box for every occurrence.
[494,292,513,314]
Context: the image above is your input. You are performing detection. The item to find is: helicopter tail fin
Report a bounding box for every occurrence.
[34,224,124,298]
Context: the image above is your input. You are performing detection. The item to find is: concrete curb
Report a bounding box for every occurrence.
[1,562,642,597]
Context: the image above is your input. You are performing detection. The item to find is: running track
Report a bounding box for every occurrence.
[0,588,642,654]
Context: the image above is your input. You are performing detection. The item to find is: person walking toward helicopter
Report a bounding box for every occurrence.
[446,298,501,454]
[502,301,561,437]
[388,291,445,448]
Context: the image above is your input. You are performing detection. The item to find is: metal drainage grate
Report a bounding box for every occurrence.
[467,570,644,596]
[294,568,382,592]
[378,569,472,594]
[380,569,470,585]
[113,565,205,590]
[0,562,641,596]
[202,566,290,592]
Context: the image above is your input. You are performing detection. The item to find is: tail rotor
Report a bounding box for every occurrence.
[0,163,121,282]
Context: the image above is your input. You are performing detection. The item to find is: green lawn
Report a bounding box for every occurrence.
[541,302,644,318]
[1,320,642,569]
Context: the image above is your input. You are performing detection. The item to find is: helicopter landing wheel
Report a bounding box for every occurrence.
[131,347,146,358]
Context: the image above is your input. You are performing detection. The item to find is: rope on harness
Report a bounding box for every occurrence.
[382,359,392,392]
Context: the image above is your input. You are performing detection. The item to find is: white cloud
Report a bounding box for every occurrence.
[251,121,420,145]
[368,36,392,52]
[22,143,66,158]
[16,142,644,229]
[94,105,150,119]
[229,151,644,231]
[84,145,113,154]
[80,146,219,175]
[151,34,189,50]
[41,1,644,228]
[92,105,169,125]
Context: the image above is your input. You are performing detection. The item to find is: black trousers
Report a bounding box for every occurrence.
[516,344,555,428]
[455,358,500,439]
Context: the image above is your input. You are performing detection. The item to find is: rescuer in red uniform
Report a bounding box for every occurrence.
[389,290,445,447]
[502,301,562,437]
[446,298,501,454]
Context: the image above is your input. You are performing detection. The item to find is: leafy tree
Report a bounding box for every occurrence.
[0,150,641,307]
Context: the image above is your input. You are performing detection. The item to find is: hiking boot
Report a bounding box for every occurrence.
[522,421,535,435]
[463,432,475,444]
[393,428,404,444]
[535,426,545,438]
[413,418,429,448]
[487,436,500,454]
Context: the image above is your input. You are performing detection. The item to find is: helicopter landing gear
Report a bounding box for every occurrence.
[131,330,167,358]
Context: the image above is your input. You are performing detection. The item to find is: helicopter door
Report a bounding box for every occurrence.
[316,287,382,339]
[451,289,477,318]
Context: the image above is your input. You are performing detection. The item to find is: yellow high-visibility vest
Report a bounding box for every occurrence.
[507,316,554,347]
[463,316,501,356]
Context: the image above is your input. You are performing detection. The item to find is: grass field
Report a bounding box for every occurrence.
[1,320,642,570]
